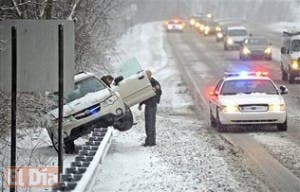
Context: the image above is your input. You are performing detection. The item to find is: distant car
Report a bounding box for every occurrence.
[224,26,248,50]
[208,71,288,132]
[203,20,219,36]
[45,71,155,152]
[166,19,185,32]
[239,36,272,60]
[280,31,300,83]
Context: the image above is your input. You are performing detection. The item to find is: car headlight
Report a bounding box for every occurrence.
[242,47,251,55]
[217,32,223,38]
[269,104,285,112]
[51,116,74,126]
[190,19,195,25]
[264,47,272,54]
[220,105,239,113]
[167,25,172,30]
[291,60,299,69]
[216,26,221,32]
[102,95,118,107]
[178,24,184,30]
[227,38,233,45]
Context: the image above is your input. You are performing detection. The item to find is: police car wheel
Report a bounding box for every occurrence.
[216,111,227,132]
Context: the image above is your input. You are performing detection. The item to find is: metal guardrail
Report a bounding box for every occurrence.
[53,127,113,191]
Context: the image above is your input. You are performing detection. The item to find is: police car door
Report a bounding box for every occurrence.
[113,58,156,107]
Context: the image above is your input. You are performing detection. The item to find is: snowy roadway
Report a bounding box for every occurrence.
[86,22,300,192]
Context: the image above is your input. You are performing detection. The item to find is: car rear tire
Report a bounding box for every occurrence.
[277,120,287,131]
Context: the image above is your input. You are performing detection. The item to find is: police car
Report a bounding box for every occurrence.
[208,71,288,132]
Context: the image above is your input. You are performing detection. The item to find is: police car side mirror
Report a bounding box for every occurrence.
[279,85,288,95]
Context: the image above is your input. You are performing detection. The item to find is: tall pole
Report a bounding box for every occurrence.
[10,26,17,192]
[58,24,64,183]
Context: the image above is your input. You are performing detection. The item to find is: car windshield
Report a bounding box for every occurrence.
[228,29,247,36]
[48,76,106,105]
[291,40,300,52]
[246,38,268,45]
[220,79,278,95]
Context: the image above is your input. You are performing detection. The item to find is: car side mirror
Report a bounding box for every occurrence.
[114,76,124,86]
[281,47,286,54]
[279,85,288,95]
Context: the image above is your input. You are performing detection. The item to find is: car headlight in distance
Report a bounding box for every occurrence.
[167,25,172,30]
[220,105,239,113]
[216,26,221,32]
[264,47,272,54]
[291,60,299,69]
[217,32,223,38]
[269,104,285,112]
[102,95,118,107]
[190,19,195,25]
[243,47,251,55]
[227,38,233,45]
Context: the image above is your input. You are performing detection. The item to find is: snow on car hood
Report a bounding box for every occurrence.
[290,51,300,59]
[219,93,284,106]
[248,45,268,51]
[49,89,111,119]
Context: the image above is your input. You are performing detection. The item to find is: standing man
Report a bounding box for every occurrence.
[139,70,162,146]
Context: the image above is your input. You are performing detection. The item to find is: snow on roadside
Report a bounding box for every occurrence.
[251,132,300,178]
[91,22,271,192]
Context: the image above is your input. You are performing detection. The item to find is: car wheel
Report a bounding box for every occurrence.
[277,120,287,131]
[210,109,217,127]
[216,110,227,132]
[50,132,74,153]
[113,107,133,132]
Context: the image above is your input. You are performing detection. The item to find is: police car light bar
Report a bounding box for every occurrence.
[224,71,269,77]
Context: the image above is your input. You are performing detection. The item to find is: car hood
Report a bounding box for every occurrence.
[290,51,300,59]
[49,88,111,119]
[219,94,284,105]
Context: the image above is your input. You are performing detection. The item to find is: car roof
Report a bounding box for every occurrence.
[289,35,300,40]
[227,26,247,30]
[74,72,95,82]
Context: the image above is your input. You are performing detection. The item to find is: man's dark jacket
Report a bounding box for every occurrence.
[141,77,162,107]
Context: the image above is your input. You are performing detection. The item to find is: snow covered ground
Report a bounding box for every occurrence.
[89,22,271,192]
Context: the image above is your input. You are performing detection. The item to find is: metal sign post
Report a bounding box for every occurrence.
[10,26,17,192]
[58,24,64,183]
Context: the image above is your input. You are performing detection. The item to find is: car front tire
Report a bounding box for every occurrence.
[113,108,133,132]
[216,110,227,132]
[210,109,217,127]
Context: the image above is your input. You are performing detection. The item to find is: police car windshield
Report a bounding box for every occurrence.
[291,40,300,52]
[65,77,106,103]
[228,29,247,36]
[220,79,278,95]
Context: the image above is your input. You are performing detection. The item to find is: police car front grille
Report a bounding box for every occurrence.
[73,104,101,120]
[231,119,277,123]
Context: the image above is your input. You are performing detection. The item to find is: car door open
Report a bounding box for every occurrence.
[113,70,156,107]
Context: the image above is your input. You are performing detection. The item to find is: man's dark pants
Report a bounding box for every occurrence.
[145,105,157,145]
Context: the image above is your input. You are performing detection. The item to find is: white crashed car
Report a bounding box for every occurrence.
[45,71,155,152]
[208,71,288,132]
